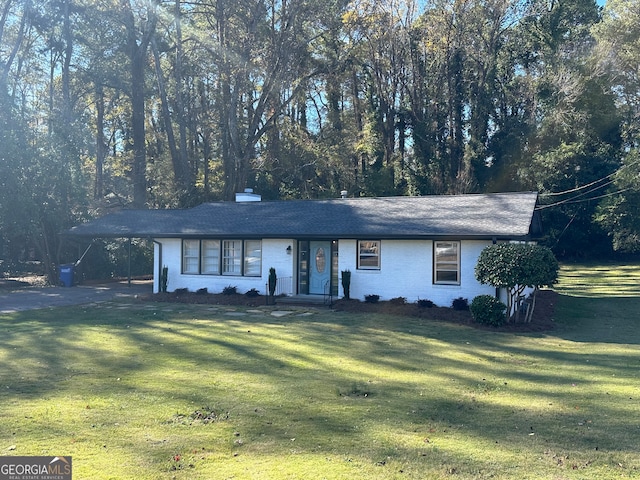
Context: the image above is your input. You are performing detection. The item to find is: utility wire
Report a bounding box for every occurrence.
[536,187,632,210]
[539,155,640,198]
[561,187,632,204]
[536,178,617,210]
[535,156,640,210]
[539,174,614,197]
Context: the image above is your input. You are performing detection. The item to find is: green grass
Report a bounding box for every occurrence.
[1,264,640,479]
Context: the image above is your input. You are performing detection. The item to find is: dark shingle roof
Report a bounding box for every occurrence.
[66,192,540,240]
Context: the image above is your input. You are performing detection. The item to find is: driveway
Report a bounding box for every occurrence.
[0,280,153,313]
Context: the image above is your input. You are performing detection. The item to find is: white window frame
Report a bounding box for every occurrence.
[357,240,381,270]
[182,240,200,274]
[222,240,243,275]
[182,239,262,277]
[243,240,262,277]
[201,240,220,275]
[434,241,460,285]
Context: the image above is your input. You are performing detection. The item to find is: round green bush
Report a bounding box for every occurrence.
[470,295,507,327]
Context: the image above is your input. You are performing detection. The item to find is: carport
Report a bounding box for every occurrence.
[63,209,177,289]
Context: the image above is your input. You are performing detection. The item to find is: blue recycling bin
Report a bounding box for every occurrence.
[59,264,74,287]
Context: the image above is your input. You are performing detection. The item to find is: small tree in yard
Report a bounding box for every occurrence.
[475,244,559,322]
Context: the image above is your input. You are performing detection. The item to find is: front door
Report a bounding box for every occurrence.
[309,241,331,295]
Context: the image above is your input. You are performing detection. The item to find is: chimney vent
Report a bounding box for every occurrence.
[235,189,261,202]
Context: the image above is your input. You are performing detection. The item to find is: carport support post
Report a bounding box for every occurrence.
[128,237,132,287]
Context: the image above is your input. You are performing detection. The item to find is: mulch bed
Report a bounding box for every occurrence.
[332,289,557,333]
[146,291,268,307]
[145,289,558,333]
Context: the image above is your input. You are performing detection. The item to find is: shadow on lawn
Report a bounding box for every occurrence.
[556,263,640,298]
[549,293,640,345]
[1,298,640,477]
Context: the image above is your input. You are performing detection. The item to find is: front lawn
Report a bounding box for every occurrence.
[1,263,639,479]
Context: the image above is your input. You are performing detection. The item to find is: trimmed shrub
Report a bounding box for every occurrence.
[222,285,237,295]
[341,269,351,299]
[196,288,208,295]
[245,288,260,297]
[268,267,277,297]
[470,295,507,327]
[364,294,380,303]
[389,296,407,305]
[417,299,435,308]
[160,266,168,293]
[452,297,469,311]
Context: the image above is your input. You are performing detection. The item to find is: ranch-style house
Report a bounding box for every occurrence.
[66,190,541,306]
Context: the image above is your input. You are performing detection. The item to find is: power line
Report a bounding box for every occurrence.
[539,175,613,197]
[538,155,640,198]
[536,187,632,210]
[535,178,617,210]
[535,156,640,210]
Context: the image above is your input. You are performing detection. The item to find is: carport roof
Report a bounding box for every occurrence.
[65,191,541,240]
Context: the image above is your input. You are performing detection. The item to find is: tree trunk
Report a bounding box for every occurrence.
[219,76,236,200]
[94,83,105,199]
[526,288,538,323]
[173,0,194,202]
[151,37,192,198]
[0,0,29,88]
[450,48,465,192]
[121,0,157,208]
[130,50,147,208]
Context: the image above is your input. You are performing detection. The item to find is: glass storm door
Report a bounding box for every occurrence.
[309,241,331,294]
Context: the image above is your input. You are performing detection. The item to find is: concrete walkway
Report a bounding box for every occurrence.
[0,280,152,314]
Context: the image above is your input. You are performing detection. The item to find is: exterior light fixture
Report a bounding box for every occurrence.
[286,245,292,255]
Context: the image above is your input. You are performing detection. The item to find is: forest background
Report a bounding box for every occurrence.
[0,0,638,281]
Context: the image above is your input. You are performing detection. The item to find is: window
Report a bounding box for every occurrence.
[358,240,380,269]
[183,239,262,276]
[434,241,460,284]
[201,240,220,274]
[182,240,200,274]
[222,240,243,275]
[243,240,262,276]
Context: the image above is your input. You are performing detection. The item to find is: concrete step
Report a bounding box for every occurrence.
[276,295,332,306]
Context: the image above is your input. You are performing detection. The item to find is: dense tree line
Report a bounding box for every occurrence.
[0,0,638,277]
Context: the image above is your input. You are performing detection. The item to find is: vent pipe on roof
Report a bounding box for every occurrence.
[235,188,262,202]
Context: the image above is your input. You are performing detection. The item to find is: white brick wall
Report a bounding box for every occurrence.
[153,237,513,307]
[338,239,497,306]
[153,238,296,295]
